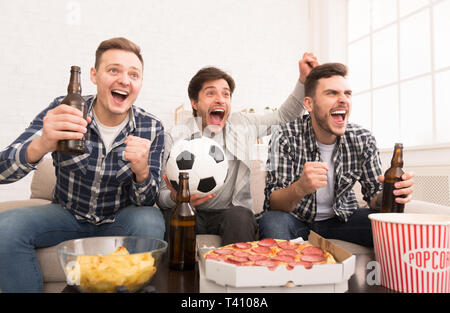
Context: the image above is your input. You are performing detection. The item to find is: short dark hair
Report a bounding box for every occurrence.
[188,67,235,117]
[95,37,143,69]
[304,63,348,98]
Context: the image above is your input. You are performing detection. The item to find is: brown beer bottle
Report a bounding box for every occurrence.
[57,66,88,155]
[381,143,405,213]
[169,172,196,270]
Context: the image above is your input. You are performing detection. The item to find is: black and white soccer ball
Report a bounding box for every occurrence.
[166,137,228,196]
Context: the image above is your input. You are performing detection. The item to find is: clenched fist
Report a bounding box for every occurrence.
[123,135,151,184]
[293,162,328,197]
[299,52,320,84]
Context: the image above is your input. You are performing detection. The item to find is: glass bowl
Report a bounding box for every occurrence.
[56,236,167,293]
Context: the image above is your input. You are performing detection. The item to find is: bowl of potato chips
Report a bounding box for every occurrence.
[57,236,167,293]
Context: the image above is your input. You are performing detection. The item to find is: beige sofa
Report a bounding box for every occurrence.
[1,157,450,293]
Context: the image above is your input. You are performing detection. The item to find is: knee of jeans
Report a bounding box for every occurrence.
[0,210,31,250]
[125,207,165,239]
[258,211,294,240]
[223,207,255,227]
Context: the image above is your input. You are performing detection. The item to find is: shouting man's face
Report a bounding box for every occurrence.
[304,75,352,145]
[191,79,231,133]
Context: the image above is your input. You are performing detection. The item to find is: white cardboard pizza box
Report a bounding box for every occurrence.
[198,231,356,292]
[198,257,350,293]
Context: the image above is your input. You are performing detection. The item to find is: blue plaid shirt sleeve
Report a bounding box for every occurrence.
[359,133,383,204]
[262,128,295,213]
[129,123,165,206]
[0,98,61,183]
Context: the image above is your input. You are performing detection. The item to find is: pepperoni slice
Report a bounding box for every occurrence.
[272,255,296,263]
[255,259,278,270]
[205,253,220,260]
[301,246,324,256]
[225,256,249,265]
[278,241,300,250]
[277,249,298,257]
[232,250,251,258]
[300,254,325,263]
[248,254,269,261]
[257,238,277,247]
[233,242,252,250]
[251,246,271,254]
[213,249,234,255]
[289,261,313,269]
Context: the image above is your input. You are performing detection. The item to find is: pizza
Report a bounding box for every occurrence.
[204,238,336,270]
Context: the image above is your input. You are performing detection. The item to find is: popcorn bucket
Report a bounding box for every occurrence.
[369,213,450,293]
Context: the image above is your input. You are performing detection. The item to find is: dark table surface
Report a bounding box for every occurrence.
[63,251,394,293]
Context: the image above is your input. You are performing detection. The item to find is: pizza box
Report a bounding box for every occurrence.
[198,262,350,293]
[197,232,355,290]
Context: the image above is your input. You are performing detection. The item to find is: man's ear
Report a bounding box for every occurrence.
[303,97,314,113]
[90,67,97,85]
[190,99,198,112]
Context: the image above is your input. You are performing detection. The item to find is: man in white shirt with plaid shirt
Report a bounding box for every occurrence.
[0,37,165,292]
[258,63,415,247]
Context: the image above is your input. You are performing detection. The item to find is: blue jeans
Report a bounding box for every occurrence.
[0,203,165,293]
[258,208,377,247]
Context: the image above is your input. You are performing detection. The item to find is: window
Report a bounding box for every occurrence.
[347,0,450,149]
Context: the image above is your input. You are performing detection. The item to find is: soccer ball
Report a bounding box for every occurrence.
[165,137,229,196]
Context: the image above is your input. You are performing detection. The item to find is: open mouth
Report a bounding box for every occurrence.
[111,90,129,103]
[209,108,226,125]
[330,109,347,124]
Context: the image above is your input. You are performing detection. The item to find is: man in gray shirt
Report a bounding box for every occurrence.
[157,53,318,244]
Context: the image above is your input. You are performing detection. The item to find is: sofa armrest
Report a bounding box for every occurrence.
[404,200,450,216]
[0,199,52,214]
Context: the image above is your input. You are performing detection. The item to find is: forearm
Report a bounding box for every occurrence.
[25,136,50,164]
[0,138,41,184]
[369,192,383,211]
[269,182,306,213]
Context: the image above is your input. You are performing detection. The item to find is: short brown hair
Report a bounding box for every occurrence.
[95,37,143,69]
[304,63,348,98]
[188,67,235,117]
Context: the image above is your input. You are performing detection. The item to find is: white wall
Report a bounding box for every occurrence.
[313,0,450,175]
[0,0,311,201]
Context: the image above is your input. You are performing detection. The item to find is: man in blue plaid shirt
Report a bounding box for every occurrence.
[0,37,165,292]
[258,63,415,247]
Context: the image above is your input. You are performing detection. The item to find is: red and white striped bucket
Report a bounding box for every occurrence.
[369,213,450,293]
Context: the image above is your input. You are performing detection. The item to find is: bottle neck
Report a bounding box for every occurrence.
[68,70,82,94]
[391,145,404,168]
[176,177,190,203]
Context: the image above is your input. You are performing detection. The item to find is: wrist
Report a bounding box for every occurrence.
[26,137,50,164]
[292,180,306,199]
[134,167,149,184]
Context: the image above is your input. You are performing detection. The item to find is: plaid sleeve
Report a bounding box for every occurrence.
[0,97,61,183]
[260,127,295,214]
[359,133,383,204]
[130,120,165,206]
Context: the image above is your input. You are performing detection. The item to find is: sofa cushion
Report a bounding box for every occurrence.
[0,199,51,214]
[30,157,56,201]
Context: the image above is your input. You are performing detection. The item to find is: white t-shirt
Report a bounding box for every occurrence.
[315,141,336,221]
[93,111,129,154]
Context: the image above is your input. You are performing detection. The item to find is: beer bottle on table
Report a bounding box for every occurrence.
[169,172,197,270]
[381,143,405,213]
[57,66,88,155]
